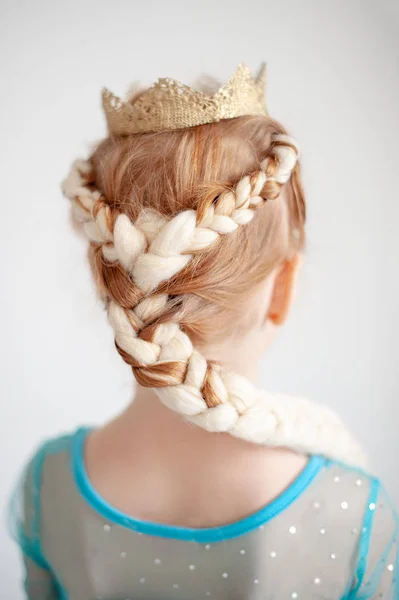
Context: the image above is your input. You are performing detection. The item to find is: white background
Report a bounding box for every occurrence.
[1,0,398,596]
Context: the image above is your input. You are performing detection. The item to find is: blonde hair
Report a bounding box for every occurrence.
[65,115,304,424]
[63,114,368,465]
[91,116,305,350]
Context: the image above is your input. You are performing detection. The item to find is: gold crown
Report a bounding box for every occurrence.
[102,63,267,135]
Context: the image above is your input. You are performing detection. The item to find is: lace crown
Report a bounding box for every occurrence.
[102,63,267,135]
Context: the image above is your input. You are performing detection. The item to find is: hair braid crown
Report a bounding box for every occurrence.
[62,132,367,469]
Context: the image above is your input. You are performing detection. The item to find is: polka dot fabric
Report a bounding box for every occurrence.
[10,430,398,599]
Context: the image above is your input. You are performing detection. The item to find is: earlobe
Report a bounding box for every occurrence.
[267,255,301,326]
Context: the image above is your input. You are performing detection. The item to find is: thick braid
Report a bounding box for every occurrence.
[62,134,367,468]
[63,133,298,389]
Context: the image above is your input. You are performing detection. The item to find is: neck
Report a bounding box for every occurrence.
[118,387,253,460]
[112,334,267,461]
[90,355,308,527]
[198,323,271,383]
[88,338,310,527]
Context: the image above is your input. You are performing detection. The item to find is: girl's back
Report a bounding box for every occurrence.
[16,426,397,599]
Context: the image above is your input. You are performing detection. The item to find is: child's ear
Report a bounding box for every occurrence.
[267,255,301,326]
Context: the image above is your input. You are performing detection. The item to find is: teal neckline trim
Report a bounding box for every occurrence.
[71,427,326,543]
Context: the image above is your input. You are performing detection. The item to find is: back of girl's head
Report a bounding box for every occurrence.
[62,68,368,462]
[90,115,306,346]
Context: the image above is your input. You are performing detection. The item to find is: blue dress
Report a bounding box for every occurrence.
[9,428,398,599]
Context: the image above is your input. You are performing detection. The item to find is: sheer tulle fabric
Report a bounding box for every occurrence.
[9,429,398,600]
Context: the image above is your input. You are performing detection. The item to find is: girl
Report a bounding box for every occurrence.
[11,64,398,599]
